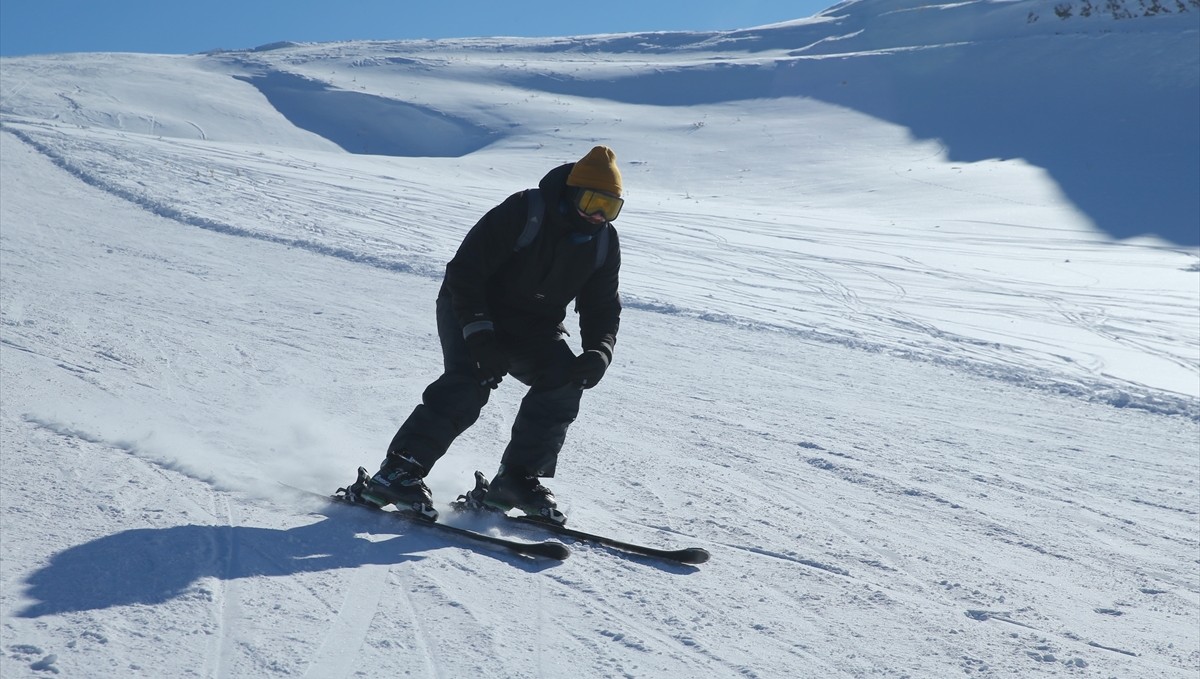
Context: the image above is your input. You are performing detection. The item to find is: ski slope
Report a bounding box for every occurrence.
[2,1,1198,677]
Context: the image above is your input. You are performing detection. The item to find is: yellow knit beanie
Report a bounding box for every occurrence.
[567,146,623,197]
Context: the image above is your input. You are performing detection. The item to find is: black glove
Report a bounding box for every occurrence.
[465,330,509,389]
[569,350,610,389]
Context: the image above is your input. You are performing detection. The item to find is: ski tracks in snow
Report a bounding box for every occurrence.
[202,494,239,679]
[300,565,391,679]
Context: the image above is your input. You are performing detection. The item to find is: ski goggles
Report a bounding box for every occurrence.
[573,188,624,221]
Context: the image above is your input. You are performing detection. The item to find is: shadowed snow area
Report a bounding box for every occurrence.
[507,2,1200,245]
[234,70,498,157]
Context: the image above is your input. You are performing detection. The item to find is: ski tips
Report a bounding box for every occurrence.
[674,548,711,565]
[533,541,572,560]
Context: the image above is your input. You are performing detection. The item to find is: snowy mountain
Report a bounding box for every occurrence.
[2,1,1198,677]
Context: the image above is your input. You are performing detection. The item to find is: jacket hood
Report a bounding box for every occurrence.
[539,162,607,235]
[538,162,574,205]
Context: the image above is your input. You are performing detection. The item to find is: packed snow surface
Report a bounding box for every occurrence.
[2,1,1198,677]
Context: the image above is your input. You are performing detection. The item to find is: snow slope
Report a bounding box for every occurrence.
[2,1,1198,677]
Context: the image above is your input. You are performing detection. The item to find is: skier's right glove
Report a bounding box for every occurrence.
[465,329,509,389]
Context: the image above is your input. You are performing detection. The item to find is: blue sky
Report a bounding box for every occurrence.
[0,1,834,57]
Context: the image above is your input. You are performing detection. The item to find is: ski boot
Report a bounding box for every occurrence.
[483,465,566,525]
[342,454,438,520]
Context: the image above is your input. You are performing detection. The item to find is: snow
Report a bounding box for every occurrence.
[1,1,1198,677]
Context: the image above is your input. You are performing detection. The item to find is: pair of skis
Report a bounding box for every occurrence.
[332,468,709,565]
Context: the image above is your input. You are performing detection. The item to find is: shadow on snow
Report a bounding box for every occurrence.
[16,502,552,618]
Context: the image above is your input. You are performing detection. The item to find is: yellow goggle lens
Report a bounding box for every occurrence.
[575,189,624,221]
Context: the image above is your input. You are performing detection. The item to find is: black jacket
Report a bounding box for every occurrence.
[440,162,621,359]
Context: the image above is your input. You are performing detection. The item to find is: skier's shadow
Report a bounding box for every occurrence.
[17,501,556,618]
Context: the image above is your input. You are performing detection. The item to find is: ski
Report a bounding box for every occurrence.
[509,515,710,565]
[453,471,710,565]
[331,494,570,561]
[327,468,571,561]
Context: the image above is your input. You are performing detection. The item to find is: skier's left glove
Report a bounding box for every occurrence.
[569,350,610,389]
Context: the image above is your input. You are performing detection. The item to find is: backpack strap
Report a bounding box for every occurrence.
[514,188,544,251]
[593,225,610,270]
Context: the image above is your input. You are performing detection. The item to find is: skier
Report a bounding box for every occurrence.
[353,146,624,523]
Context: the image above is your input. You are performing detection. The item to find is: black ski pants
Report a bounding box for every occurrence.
[387,295,582,478]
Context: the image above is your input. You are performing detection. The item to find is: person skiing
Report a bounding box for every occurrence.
[351,145,624,524]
